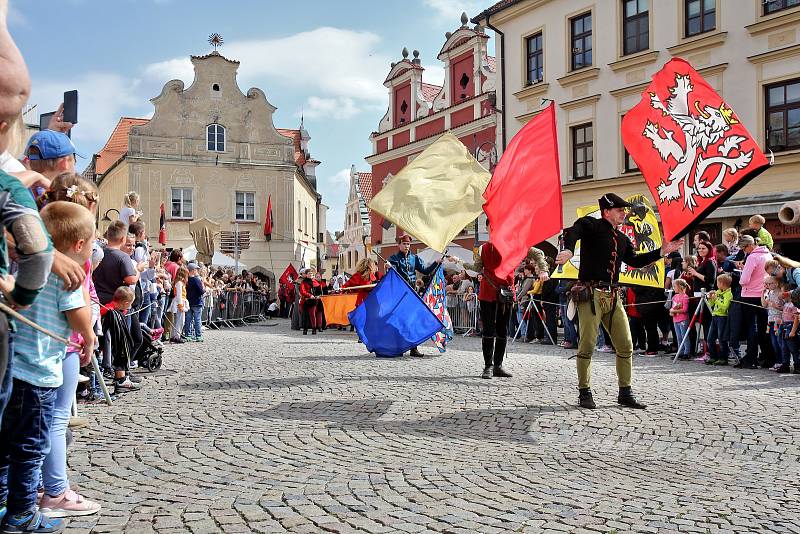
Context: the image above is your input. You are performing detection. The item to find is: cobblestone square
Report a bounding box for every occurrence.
[68,321,800,533]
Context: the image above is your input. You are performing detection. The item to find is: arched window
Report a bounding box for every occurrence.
[207,124,225,152]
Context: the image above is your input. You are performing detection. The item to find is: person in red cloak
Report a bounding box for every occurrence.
[342,258,378,306]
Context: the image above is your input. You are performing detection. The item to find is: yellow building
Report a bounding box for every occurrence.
[87,51,326,278]
[475,0,800,255]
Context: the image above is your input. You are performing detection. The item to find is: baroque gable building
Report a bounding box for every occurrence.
[89,50,327,278]
[365,13,499,261]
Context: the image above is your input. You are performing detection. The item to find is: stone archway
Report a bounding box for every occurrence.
[249,265,276,296]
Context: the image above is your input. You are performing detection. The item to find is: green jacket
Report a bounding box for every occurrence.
[757,227,773,250]
[709,287,732,317]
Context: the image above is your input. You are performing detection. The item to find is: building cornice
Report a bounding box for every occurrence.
[556,67,600,88]
[488,0,555,26]
[559,93,601,111]
[608,50,659,72]
[365,115,495,165]
[667,31,727,57]
[748,43,800,64]
[746,8,800,36]
[512,82,550,103]
[370,92,492,142]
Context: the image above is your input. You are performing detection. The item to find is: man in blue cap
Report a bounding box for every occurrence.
[25,130,82,178]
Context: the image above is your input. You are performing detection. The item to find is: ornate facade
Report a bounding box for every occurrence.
[89,51,327,277]
[365,13,499,261]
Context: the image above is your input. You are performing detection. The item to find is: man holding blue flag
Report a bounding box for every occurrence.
[388,235,438,357]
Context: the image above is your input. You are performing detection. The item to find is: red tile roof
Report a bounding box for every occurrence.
[356,172,373,203]
[421,83,442,103]
[276,129,307,167]
[95,117,150,175]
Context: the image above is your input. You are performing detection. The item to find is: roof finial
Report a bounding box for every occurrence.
[208,33,224,51]
[402,47,409,59]
[460,12,468,27]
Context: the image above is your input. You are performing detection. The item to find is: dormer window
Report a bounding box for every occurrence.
[207,123,225,152]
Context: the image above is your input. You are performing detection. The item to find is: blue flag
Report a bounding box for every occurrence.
[348,269,444,357]
[422,265,453,352]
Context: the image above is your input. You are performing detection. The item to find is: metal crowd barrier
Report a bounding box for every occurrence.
[446,294,480,336]
[202,289,269,328]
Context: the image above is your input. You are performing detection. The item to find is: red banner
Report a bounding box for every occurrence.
[279,264,298,285]
[483,102,562,279]
[622,58,769,241]
[264,194,274,241]
[158,202,167,245]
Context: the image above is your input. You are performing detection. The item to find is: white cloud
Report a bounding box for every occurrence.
[300,96,361,120]
[325,168,352,186]
[144,27,391,108]
[422,0,485,24]
[422,64,445,87]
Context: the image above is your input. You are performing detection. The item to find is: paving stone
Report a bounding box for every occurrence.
[63,320,800,533]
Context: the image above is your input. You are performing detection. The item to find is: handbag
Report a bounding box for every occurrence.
[498,287,514,305]
[568,281,592,304]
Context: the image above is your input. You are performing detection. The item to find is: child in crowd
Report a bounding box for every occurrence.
[0,201,96,533]
[749,214,774,251]
[722,228,740,259]
[779,285,799,374]
[183,263,205,342]
[706,274,733,365]
[763,275,786,370]
[671,279,691,359]
[169,267,189,343]
[100,287,139,394]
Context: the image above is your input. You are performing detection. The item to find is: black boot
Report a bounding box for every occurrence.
[578,388,596,409]
[492,338,512,377]
[481,337,494,369]
[617,386,646,409]
[410,347,424,357]
[303,329,308,335]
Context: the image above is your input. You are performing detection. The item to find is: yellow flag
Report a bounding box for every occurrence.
[552,194,665,288]
[367,132,490,253]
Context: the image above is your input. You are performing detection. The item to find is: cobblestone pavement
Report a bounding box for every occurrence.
[66,320,800,533]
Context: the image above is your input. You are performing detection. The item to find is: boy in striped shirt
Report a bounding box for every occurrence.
[0,202,95,534]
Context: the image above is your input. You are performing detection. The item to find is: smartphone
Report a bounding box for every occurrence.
[63,90,78,124]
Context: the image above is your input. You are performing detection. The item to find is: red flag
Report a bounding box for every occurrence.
[622,58,769,241]
[158,202,167,245]
[264,194,274,241]
[279,264,298,285]
[482,102,562,279]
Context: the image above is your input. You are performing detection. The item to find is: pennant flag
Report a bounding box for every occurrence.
[367,132,490,253]
[158,202,167,245]
[264,194,274,241]
[320,293,358,326]
[622,58,769,241]
[348,269,443,357]
[279,264,298,285]
[422,265,453,352]
[483,102,562,280]
[552,194,666,288]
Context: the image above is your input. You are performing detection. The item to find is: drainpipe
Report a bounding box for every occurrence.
[484,15,507,149]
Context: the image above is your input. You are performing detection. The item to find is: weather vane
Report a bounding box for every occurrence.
[208,33,224,51]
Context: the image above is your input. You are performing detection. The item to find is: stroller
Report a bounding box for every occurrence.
[135,325,165,371]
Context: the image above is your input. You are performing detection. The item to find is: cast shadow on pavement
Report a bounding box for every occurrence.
[248,400,569,443]
[181,376,320,391]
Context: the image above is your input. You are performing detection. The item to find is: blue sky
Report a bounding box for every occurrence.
[10,0,494,232]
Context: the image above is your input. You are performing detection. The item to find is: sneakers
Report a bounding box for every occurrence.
[481,366,493,379]
[598,345,614,353]
[76,374,90,384]
[169,337,184,344]
[713,359,728,366]
[39,490,101,518]
[561,341,575,349]
[183,335,196,342]
[128,359,138,369]
[114,377,141,393]
[194,336,204,342]
[644,351,658,357]
[693,355,709,362]
[1,510,64,533]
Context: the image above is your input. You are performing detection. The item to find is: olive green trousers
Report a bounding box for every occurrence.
[576,289,634,389]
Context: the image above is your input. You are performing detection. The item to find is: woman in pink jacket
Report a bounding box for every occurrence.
[736,234,775,369]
